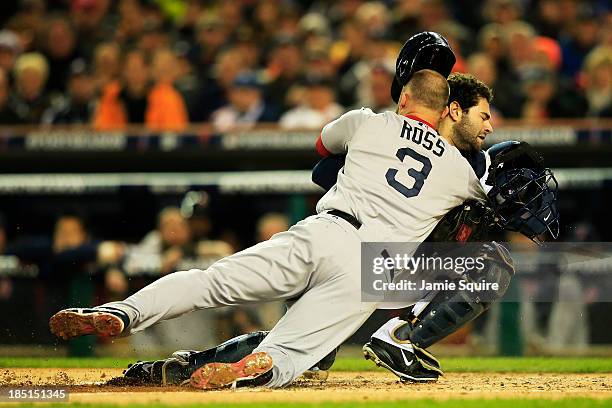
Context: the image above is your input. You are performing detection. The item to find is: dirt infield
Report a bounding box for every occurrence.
[1,368,611,404]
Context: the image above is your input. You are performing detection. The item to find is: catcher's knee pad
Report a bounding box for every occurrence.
[397,242,514,348]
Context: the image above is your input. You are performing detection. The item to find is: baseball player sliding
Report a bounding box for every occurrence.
[115,71,558,387]
[49,32,559,390]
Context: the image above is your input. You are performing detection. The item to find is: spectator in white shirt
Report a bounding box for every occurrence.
[211,72,279,132]
[279,75,344,129]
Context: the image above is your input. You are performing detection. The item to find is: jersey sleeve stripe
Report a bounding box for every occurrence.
[316,134,332,157]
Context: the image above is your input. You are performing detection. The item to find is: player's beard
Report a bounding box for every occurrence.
[452,116,482,152]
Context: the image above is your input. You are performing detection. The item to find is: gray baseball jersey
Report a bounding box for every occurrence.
[317,108,486,242]
[104,108,487,388]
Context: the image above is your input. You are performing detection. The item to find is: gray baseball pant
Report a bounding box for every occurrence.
[104,213,389,387]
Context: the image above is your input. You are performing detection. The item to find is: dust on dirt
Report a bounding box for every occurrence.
[0,368,610,404]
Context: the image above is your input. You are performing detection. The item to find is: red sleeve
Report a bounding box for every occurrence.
[315,133,331,157]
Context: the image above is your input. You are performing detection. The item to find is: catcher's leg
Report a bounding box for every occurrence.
[363,242,515,382]
[124,329,338,386]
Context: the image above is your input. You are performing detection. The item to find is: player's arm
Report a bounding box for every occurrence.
[316,107,373,155]
[312,155,345,191]
[312,108,373,189]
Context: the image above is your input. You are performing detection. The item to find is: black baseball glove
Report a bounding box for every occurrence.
[425,199,498,243]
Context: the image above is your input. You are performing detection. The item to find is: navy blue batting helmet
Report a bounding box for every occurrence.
[391,31,456,103]
[485,141,560,241]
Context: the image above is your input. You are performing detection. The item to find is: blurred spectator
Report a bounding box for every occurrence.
[174,42,201,122]
[519,67,587,122]
[280,76,343,129]
[180,191,212,242]
[94,49,150,129]
[265,37,304,113]
[146,48,189,130]
[5,12,39,54]
[337,31,394,107]
[546,222,596,351]
[5,212,121,296]
[253,0,283,45]
[114,0,146,46]
[559,7,601,79]
[526,0,564,39]
[256,212,290,242]
[8,52,51,123]
[219,0,245,38]
[478,23,508,67]
[190,48,245,122]
[3,213,98,341]
[233,28,260,71]
[419,0,451,30]
[191,14,228,77]
[299,13,332,53]
[126,206,195,277]
[138,20,170,60]
[581,46,612,117]
[92,42,120,92]
[153,206,194,274]
[0,213,10,302]
[303,42,337,82]
[504,21,538,76]
[69,0,113,53]
[332,18,369,78]
[533,36,563,72]
[0,67,19,123]
[390,0,421,40]
[42,59,95,124]
[467,52,522,118]
[42,16,80,94]
[212,72,279,132]
[355,1,391,38]
[483,0,522,26]
[0,30,22,74]
[353,63,395,113]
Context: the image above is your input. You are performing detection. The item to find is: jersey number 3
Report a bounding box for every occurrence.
[386,147,432,198]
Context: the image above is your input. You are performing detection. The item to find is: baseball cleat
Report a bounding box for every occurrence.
[49,307,129,340]
[363,337,441,383]
[189,352,273,390]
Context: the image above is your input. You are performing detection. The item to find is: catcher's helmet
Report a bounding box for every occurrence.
[485,141,560,241]
[391,31,456,103]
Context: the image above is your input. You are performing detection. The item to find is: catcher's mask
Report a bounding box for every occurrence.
[485,141,560,242]
[391,31,456,103]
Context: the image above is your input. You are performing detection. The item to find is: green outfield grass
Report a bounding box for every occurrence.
[1,356,611,373]
[5,399,612,408]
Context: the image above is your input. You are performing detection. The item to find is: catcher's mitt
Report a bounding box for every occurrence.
[425,200,497,243]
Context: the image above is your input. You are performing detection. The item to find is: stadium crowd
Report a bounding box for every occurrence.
[0,0,610,131]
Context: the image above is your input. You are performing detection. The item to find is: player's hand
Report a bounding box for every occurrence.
[98,241,125,264]
[197,240,234,257]
[105,268,128,295]
[161,247,183,274]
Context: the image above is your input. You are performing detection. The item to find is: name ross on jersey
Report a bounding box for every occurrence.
[399,120,445,157]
